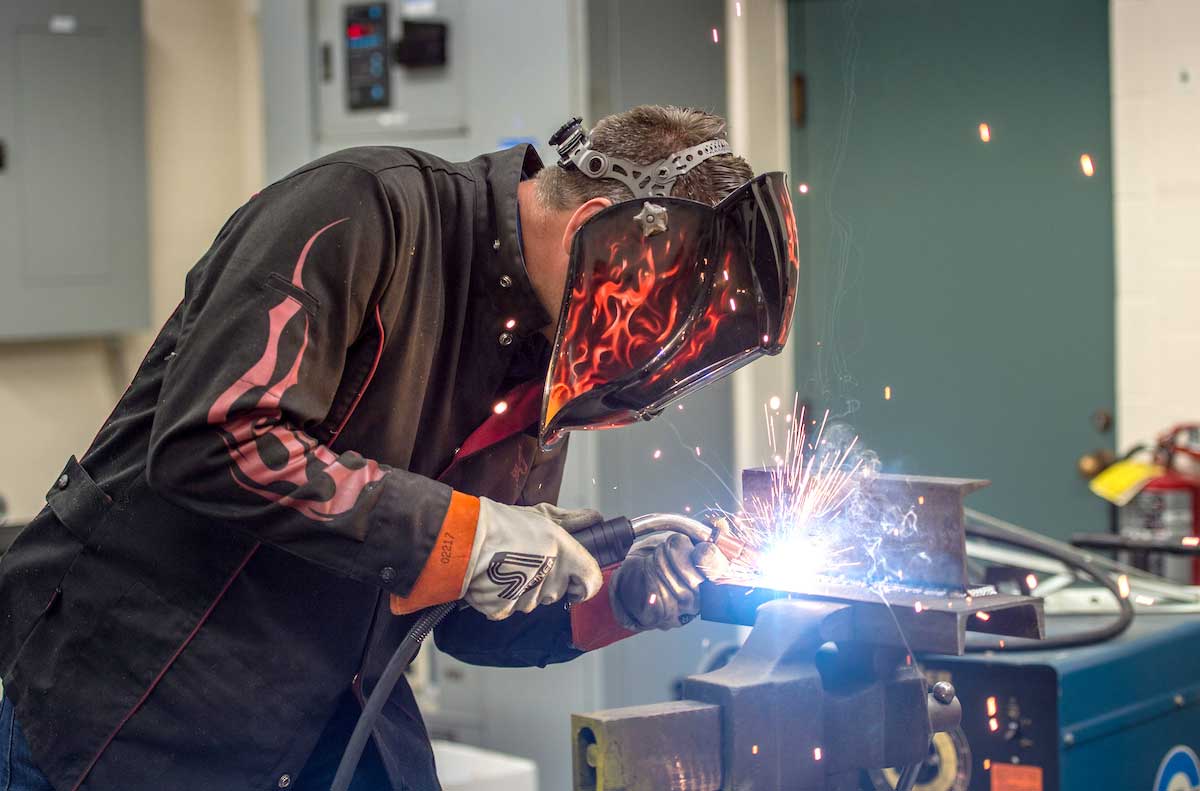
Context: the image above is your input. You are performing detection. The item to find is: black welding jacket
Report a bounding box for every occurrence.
[0,145,585,790]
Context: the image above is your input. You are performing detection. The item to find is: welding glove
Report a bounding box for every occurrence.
[610,533,730,631]
[462,498,605,621]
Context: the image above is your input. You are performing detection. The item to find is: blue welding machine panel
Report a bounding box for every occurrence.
[921,614,1200,791]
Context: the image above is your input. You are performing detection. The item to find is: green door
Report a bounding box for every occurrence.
[788,0,1114,540]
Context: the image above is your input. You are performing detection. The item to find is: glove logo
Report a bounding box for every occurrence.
[487,552,555,600]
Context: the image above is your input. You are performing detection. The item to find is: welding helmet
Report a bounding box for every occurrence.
[539,118,800,449]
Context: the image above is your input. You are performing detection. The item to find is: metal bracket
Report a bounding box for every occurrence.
[549,117,732,198]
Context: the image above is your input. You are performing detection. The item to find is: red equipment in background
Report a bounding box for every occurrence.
[1119,424,1200,584]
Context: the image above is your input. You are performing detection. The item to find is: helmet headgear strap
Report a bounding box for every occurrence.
[548,117,733,199]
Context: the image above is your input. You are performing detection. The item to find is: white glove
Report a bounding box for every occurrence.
[462,498,604,620]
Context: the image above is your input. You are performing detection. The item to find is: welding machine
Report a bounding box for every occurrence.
[916,612,1200,791]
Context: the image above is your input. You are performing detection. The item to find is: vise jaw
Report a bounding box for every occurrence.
[571,599,962,791]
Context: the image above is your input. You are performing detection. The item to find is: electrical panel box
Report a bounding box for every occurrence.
[315,0,467,144]
[0,0,149,340]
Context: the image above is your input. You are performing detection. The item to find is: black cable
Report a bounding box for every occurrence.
[963,510,1134,652]
[330,601,456,791]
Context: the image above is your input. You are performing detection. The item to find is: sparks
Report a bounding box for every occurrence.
[917,495,925,505]
[1026,573,1039,590]
[978,122,991,142]
[883,385,892,401]
[768,395,782,411]
[709,401,867,589]
[712,27,719,43]
[504,318,516,330]
[975,611,992,622]
[914,601,924,613]
[813,747,823,761]
[492,400,508,415]
[751,744,759,755]
[1080,153,1095,176]
[986,696,998,717]
[988,718,1000,733]
[1117,574,1130,599]
[1183,536,1199,547]
[1135,594,1155,606]
[729,297,737,311]
[983,759,992,771]
[695,446,702,457]
[797,182,809,194]
[677,403,685,411]
[652,449,663,460]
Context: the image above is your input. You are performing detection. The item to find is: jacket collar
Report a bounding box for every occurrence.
[472,145,553,339]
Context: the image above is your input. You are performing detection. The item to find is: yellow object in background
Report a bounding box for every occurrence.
[1089,460,1163,506]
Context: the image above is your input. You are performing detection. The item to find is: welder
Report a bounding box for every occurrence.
[0,105,798,790]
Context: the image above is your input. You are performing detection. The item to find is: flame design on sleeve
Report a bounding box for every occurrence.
[206,217,387,522]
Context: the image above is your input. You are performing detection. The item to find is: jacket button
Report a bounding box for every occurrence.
[277,774,292,788]
[380,566,398,584]
[498,332,514,346]
[56,474,70,489]
[499,275,513,288]
[492,239,501,251]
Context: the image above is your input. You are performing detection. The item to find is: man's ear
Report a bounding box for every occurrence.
[561,197,613,255]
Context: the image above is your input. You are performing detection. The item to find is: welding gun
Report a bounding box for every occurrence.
[330,511,722,791]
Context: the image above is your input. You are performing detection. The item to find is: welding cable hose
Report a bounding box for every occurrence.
[329,513,714,791]
[963,508,1134,652]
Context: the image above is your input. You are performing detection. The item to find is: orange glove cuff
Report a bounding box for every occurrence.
[390,491,480,615]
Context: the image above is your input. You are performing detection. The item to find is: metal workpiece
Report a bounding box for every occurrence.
[741,469,989,592]
[700,579,1045,655]
[572,700,723,791]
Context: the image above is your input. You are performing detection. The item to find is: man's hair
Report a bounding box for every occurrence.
[536,105,753,210]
